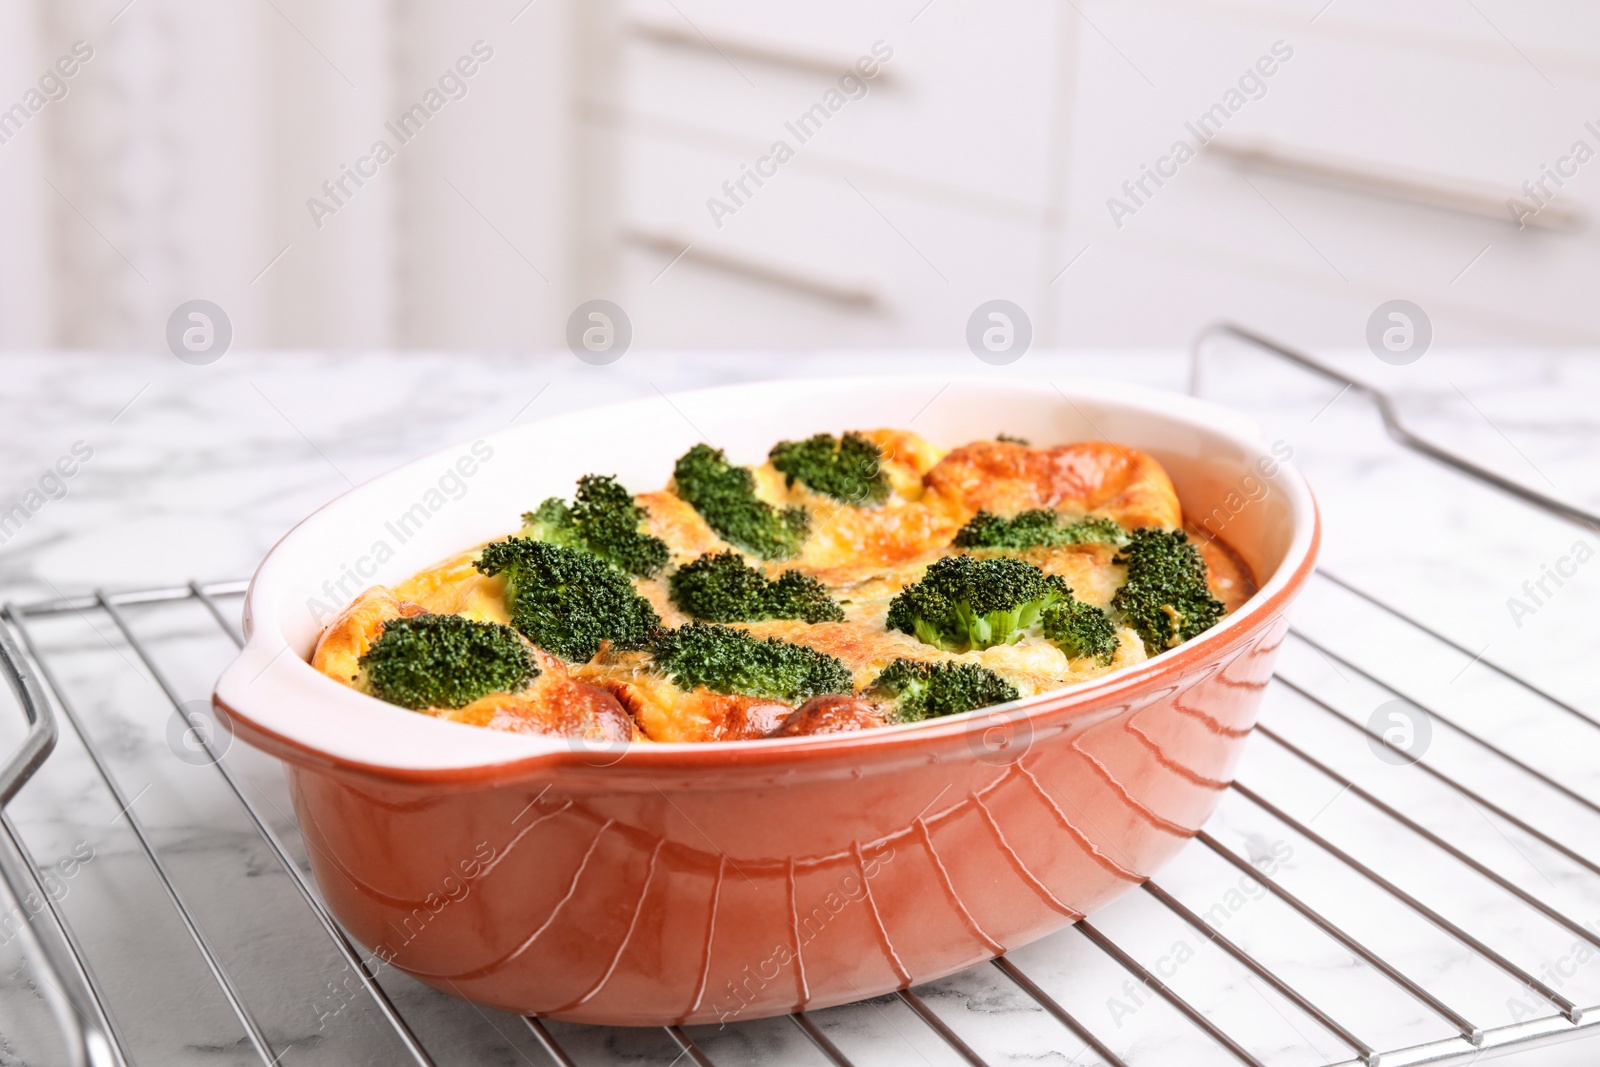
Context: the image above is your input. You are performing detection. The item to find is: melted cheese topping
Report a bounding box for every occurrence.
[311,430,1255,742]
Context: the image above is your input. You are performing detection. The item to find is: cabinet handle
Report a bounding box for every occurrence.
[627,20,892,84]
[625,229,881,310]
[1209,138,1586,233]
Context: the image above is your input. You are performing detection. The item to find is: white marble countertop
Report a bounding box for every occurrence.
[0,345,1597,1066]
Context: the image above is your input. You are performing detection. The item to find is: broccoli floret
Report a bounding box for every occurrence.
[886,555,1070,652]
[521,497,577,546]
[475,538,660,662]
[867,659,1019,722]
[520,474,668,578]
[651,623,853,702]
[768,432,890,506]
[672,444,810,560]
[1042,598,1119,665]
[766,570,844,623]
[1069,516,1129,544]
[952,510,1127,551]
[669,551,768,621]
[669,551,844,624]
[1111,528,1226,656]
[358,614,536,710]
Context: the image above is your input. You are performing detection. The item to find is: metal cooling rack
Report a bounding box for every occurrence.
[2,327,1598,1067]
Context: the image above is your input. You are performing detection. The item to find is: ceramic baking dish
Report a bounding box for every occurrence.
[213,376,1319,1026]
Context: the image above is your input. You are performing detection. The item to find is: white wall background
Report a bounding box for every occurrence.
[0,0,574,352]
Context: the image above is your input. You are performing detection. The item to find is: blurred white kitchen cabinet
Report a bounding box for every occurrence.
[1057,0,1600,346]
[613,0,1064,208]
[570,0,1075,348]
[607,129,1048,350]
[570,0,1600,349]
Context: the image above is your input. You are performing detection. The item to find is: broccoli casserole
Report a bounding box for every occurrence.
[312,431,1253,742]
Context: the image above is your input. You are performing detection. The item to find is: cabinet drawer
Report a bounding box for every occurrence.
[1067,2,1600,338]
[612,0,1065,210]
[611,132,1048,349]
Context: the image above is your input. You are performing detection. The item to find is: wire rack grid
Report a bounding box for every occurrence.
[1,327,1598,1067]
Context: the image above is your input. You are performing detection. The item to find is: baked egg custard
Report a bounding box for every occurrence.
[312,431,1254,742]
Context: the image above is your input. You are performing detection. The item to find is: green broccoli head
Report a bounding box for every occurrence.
[765,570,845,623]
[650,623,854,703]
[475,538,660,662]
[886,554,1070,652]
[768,432,890,506]
[358,614,537,710]
[520,474,669,578]
[952,510,1127,551]
[1110,527,1226,656]
[668,551,768,622]
[1041,598,1119,665]
[672,444,810,560]
[521,496,578,547]
[867,659,1019,722]
[669,551,844,624]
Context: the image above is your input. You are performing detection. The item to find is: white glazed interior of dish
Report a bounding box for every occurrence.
[213,377,1316,771]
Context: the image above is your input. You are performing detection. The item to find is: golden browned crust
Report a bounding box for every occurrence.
[850,427,945,498]
[637,490,726,564]
[392,550,512,624]
[922,439,1182,531]
[575,656,789,744]
[311,586,429,687]
[789,496,966,584]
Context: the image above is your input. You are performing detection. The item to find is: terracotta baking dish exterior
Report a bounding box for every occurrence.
[213,377,1318,1026]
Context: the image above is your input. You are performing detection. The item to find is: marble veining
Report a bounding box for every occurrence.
[0,347,1597,1066]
